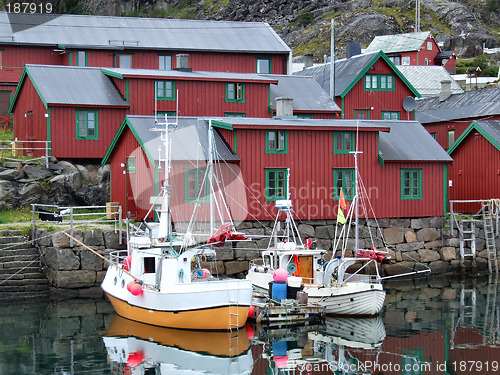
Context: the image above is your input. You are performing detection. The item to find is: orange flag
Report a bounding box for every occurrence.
[339,189,347,211]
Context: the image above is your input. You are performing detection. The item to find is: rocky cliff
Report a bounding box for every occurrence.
[53,0,500,60]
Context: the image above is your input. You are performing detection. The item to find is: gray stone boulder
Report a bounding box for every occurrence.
[298,224,315,239]
[23,165,53,180]
[84,230,104,247]
[416,228,440,242]
[43,247,80,270]
[0,169,25,180]
[384,226,405,244]
[417,249,441,263]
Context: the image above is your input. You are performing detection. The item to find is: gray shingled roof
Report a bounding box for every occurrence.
[205,117,391,129]
[415,87,500,124]
[0,12,290,53]
[378,121,452,162]
[102,68,277,83]
[293,52,380,96]
[365,31,431,54]
[396,66,463,97]
[264,74,340,112]
[23,64,129,107]
[125,116,239,162]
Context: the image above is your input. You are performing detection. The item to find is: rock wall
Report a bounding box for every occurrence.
[0,158,110,209]
[36,216,500,294]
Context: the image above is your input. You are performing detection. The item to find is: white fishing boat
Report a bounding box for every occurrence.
[103,315,253,374]
[247,153,387,316]
[101,117,252,330]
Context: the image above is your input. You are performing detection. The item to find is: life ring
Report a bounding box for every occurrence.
[292,254,300,276]
[287,262,297,274]
[193,268,212,279]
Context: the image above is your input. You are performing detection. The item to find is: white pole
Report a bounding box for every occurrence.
[330,18,335,100]
[209,119,215,235]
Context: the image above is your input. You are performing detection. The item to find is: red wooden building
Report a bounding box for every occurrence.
[365,31,457,73]
[447,120,500,212]
[9,65,129,159]
[103,115,451,222]
[294,51,420,120]
[416,87,500,150]
[0,12,290,113]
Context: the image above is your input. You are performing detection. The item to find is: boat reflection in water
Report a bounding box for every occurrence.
[103,315,253,375]
[254,316,386,373]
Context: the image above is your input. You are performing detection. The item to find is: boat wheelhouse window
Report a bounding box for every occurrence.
[156,80,175,101]
[401,169,422,200]
[184,169,209,203]
[265,168,287,201]
[225,82,245,103]
[144,257,156,273]
[75,110,98,140]
[158,54,173,70]
[265,130,288,153]
[333,169,355,200]
[333,131,354,154]
[263,255,272,268]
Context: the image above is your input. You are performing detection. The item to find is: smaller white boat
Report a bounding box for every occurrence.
[101,117,253,330]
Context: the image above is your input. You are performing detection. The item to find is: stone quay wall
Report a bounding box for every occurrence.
[35,216,500,294]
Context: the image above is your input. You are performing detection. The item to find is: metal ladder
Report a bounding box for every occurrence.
[459,219,477,261]
[460,287,477,325]
[228,283,240,358]
[482,200,498,274]
[483,274,499,344]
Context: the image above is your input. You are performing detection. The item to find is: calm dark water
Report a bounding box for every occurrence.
[0,275,499,375]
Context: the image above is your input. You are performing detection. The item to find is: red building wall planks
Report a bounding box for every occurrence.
[341,59,416,120]
[122,77,271,118]
[448,131,500,210]
[231,127,445,221]
[11,76,48,157]
[423,115,500,150]
[49,106,128,159]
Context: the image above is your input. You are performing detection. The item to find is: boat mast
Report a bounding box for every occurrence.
[208,119,215,235]
[351,149,363,251]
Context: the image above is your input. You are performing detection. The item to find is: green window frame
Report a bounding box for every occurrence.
[447,130,455,149]
[333,169,355,200]
[76,50,87,67]
[401,169,422,200]
[354,109,370,119]
[333,131,354,154]
[430,132,436,139]
[381,111,400,120]
[75,110,98,140]
[364,74,395,91]
[116,54,132,68]
[256,57,272,74]
[265,169,287,201]
[184,169,209,203]
[224,112,246,117]
[265,130,288,154]
[225,83,245,103]
[126,157,136,173]
[156,80,175,101]
[0,50,2,68]
[158,54,173,70]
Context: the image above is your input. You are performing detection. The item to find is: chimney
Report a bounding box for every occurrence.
[175,54,192,72]
[304,54,314,69]
[276,97,294,117]
[439,79,452,102]
[346,41,362,59]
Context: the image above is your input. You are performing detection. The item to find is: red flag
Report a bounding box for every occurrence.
[339,189,347,211]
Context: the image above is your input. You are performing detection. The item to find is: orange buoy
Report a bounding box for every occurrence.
[129,282,143,296]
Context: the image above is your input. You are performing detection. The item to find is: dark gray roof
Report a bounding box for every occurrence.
[263,74,340,112]
[364,31,431,54]
[415,87,500,124]
[378,121,452,162]
[125,116,239,162]
[0,12,290,54]
[293,52,380,96]
[102,68,277,83]
[24,64,129,107]
[435,51,454,60]
[475,120,500,147]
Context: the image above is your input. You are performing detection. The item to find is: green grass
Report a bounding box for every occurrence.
[0,128,13,141]
[0,207,32,224]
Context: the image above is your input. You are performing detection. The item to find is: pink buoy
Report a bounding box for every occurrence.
[127,351,144,367]
[129,282,143,296]
[245,324,254,340]
[274,355,289,368]
[123,255,132,271]
[126,281,135,292]
[273,268,288,282]
[247,304,255,318]
[201,268,211,279]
